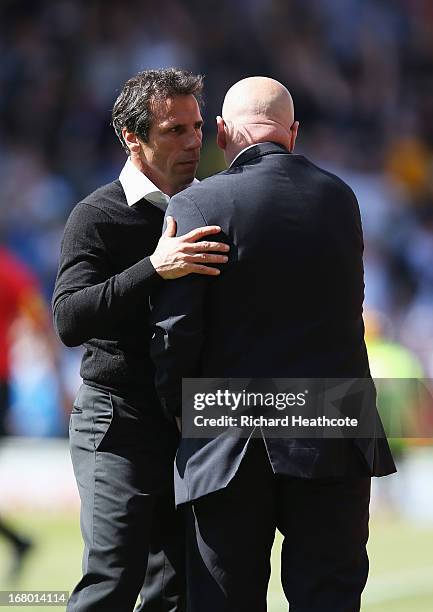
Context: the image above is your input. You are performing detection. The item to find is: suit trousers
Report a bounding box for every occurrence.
[67,384,185,612]
[186,438,371,612]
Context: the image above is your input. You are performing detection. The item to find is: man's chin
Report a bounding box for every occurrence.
[175,166,198,186]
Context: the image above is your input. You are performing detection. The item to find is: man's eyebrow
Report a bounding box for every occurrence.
[161,119,204,129]
[160,120,183,129]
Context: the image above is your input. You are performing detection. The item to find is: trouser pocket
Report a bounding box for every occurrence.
[69,384,114,451]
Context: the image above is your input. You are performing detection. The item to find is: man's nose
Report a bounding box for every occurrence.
[185,129,202,150]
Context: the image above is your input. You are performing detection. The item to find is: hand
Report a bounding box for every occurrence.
[150,216,229,280]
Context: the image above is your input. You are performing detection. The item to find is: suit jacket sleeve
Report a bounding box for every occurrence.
[150,193,212,420]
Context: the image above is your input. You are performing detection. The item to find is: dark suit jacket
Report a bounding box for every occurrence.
[150,142,396,505]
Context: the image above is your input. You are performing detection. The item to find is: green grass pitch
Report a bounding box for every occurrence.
[1,512,432,610]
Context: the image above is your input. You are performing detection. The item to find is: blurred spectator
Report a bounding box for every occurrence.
[365,307,433,515]
[0,246,62,435]
[0,247,42,578]
[365,309,426,446]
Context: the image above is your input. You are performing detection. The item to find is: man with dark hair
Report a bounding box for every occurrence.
[53,68,229,612]
[112,69,205,198]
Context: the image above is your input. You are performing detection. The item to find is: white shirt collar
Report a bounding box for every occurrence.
[229,144,258,168]
[119,158,199,209]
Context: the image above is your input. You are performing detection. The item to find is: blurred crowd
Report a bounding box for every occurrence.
[1,0,433,434]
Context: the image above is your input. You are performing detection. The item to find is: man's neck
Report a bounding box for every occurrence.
[129,156,175,197]
[225,123,291,166]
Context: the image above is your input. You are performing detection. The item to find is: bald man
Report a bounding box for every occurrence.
[150,77,396,612]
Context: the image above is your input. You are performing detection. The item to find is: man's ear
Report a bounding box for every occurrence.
[288,121,299,152]
[122,128,142,155]
[216,116,227,151]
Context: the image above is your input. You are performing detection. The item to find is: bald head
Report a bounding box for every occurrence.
[217,77,298,164]
[223,77,294,126]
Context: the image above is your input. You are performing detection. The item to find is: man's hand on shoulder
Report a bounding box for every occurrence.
[150,216,229,280]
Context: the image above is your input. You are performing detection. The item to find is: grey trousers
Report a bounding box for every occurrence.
[68,384,185,612]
